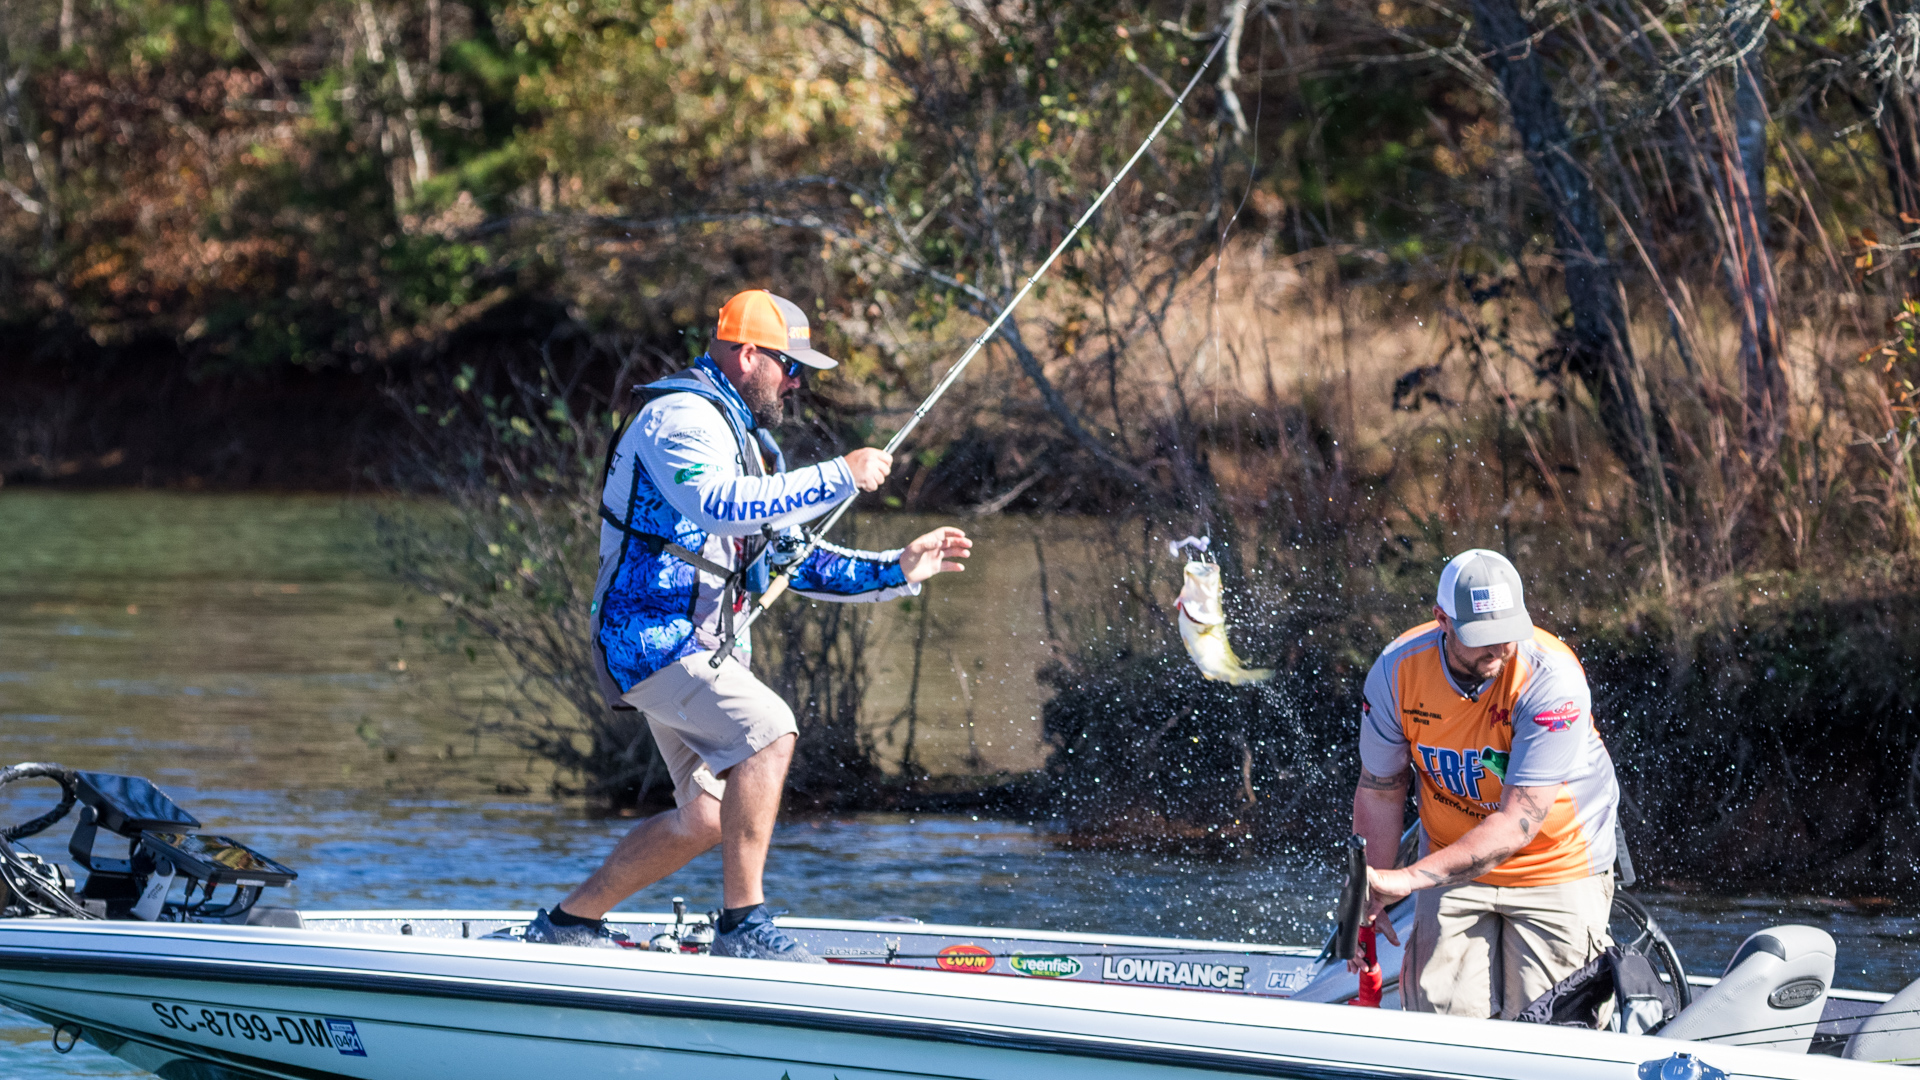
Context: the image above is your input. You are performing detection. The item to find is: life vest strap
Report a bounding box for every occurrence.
[597,505,738,582]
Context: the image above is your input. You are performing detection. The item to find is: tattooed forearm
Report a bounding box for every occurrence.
[1399,784,1560,889]
[1414,846,1517,887]
[1356,767,1410,792]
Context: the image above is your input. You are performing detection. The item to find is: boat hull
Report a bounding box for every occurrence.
[0,915,1899,1080]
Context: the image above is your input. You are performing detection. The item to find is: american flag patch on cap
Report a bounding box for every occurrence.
[1469,583,1514,614]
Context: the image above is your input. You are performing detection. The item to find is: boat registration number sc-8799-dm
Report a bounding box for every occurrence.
[149,1001,369,1057]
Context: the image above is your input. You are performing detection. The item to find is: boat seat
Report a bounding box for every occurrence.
[1660,925,1833,1053]
[1843,974,1920,1064]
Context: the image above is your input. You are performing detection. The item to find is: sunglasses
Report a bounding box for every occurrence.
[772,352,809,381]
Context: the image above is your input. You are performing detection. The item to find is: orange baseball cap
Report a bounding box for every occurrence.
[714,290,837,370]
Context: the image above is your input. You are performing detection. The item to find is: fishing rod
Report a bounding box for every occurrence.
[710,29,1232,669]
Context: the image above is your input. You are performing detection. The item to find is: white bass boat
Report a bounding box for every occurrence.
[0,763,1913,1080]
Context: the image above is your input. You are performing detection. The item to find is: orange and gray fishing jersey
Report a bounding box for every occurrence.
[1358,622,1618,888]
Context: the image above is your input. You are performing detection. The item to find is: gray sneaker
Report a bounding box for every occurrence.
[709,906,825,964]
[521,908,633,949]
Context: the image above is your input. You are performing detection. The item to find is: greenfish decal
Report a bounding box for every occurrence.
[673,464,708,484]
[1478,746,1509,781]
[1010,953,1083,978]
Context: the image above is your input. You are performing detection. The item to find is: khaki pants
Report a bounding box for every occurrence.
[620,652,798,808]
[1403,874,1614,1020]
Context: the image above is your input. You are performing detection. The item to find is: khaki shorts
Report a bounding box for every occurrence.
[1403,873,1614,1020]
[620,652,798,808]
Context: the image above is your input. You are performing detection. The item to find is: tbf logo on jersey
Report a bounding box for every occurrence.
[1470,583,1514,613]
[1418,743,1496,803]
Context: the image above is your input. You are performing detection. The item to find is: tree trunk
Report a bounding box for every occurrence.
[0,47,59,248]
[1862,0,1920,300]
[1875,90,1920,241]
[1729,14,1785,454]
[1470,0,1657,489]
[1216,0,1251,141]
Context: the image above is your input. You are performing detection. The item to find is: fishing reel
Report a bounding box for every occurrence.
[646,897,715,953]
[0,762,297,922]
[0,848,80,920]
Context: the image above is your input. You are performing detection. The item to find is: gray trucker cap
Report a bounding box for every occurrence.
[1436,549,1533,647]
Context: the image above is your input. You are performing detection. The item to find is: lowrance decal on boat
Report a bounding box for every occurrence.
[1009,953,1082,978]
[1101,956,1248,990]
[150,1002,370,1057]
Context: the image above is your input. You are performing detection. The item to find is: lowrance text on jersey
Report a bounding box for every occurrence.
[701,481,835,523]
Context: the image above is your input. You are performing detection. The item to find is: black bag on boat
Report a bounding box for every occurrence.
[1514,945,1677,1034]
[1609,945,1679,1035]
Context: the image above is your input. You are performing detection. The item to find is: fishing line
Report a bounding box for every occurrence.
[709,28,1235,667]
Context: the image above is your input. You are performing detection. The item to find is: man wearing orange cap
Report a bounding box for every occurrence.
[525,290,972,960]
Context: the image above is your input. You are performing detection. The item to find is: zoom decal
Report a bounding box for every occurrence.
[1101,957,1248,990]
[150,1002,371,1057]
[935,944,995,973]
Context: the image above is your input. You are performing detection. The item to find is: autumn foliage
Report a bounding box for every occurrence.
[10,0,1920,883]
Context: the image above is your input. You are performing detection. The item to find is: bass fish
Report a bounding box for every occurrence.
[1174,560,1274,685]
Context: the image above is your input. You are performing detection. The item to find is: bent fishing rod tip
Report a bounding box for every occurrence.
[704,29,1230,664]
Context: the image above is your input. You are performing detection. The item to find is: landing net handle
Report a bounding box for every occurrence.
[710,30,1233,669]
[1332,834,1369,963]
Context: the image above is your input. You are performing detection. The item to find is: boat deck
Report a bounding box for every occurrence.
[301,909,1891,1055]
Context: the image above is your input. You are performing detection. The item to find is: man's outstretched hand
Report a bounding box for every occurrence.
[898,527,972,584]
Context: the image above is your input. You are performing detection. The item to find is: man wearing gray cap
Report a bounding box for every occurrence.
[1350,549,1620,1018]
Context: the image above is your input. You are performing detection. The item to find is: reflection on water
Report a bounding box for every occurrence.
[2,492,1919,1078]
[0,491,509,797]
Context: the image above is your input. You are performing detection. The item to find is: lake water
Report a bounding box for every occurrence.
[2,491,1917,1077]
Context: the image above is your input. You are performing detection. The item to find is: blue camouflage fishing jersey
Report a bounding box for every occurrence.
[593,357,916,702]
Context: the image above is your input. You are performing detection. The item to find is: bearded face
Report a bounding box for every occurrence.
[737,356,788,428]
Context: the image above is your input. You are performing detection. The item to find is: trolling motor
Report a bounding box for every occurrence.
[0,762,296,922]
